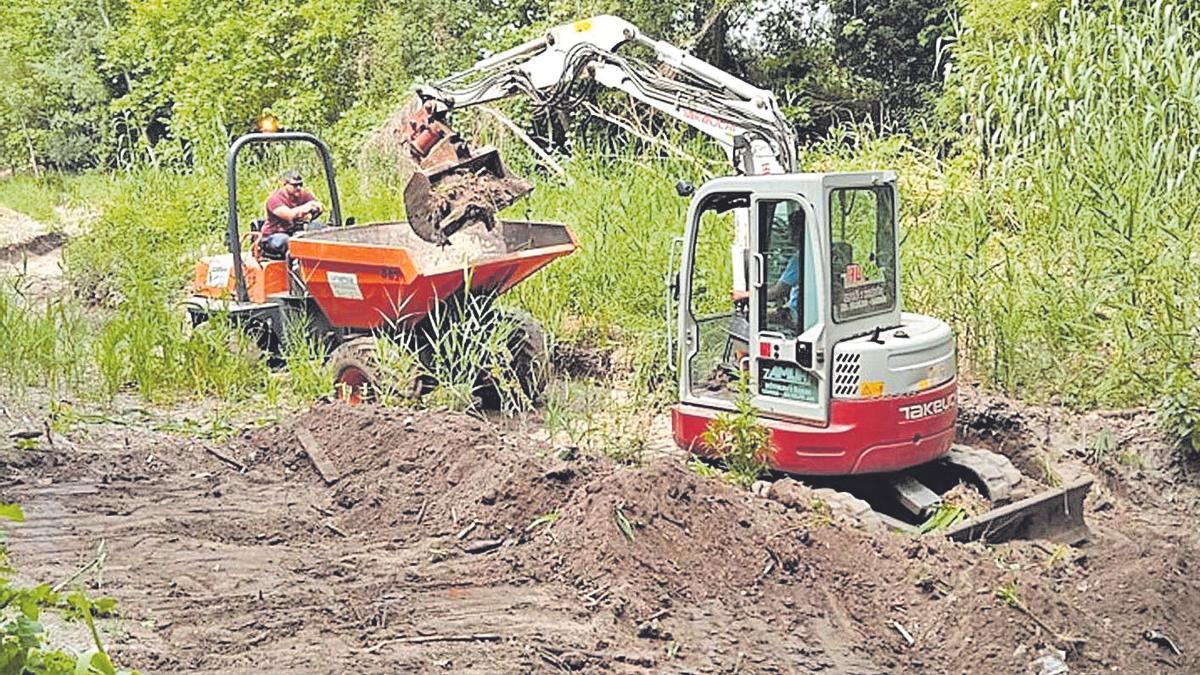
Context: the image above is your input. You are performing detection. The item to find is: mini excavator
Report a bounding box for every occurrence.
[395,16,1092,542]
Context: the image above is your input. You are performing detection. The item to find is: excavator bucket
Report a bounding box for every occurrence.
[393,95,533,244]
[403,146,532,244]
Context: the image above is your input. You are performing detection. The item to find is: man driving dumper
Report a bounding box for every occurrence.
[260,169,323,258]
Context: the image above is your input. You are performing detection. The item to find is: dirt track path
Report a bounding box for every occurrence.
[6,442,630,672]
[0,204,94,298]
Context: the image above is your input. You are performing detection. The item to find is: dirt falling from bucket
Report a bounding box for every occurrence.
[426,169,532,234]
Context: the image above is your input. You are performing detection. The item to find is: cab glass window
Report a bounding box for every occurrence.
[828,186,896,322]
[756,199,816,339]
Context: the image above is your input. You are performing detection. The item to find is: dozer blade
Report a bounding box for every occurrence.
[944,477,1093,545]
[404,146,533,244]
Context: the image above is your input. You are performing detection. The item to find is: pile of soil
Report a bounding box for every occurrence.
[407,168,533,243]
[4,399,1200,672]
[235,404,1200,672]
[304,221,511,270]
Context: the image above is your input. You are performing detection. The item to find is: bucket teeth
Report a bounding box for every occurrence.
[403,147,533,244]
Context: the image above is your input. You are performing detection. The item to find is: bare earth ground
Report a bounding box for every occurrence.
[0,204,93,298]
[1,391,1198,674]
[0,204,1197,673]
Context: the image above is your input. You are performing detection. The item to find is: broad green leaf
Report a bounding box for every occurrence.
[0,504,25,523]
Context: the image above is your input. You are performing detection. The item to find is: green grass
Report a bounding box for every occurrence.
[0,172,121,226]
[1,2,1198,451]
[0,285,92,396]
[0,174,69,224]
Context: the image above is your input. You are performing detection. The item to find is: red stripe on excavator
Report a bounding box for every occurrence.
[672,379,958,476]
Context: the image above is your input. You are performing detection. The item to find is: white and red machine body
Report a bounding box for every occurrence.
[414,18,958,479]
[396,15,1092,542]
[669,172,958,475]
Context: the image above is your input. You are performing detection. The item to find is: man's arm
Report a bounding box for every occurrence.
[767,280,790,301]
[767,254,799,301]
[298,190,323,216]
[268,197,322,225]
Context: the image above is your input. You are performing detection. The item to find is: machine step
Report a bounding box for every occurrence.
[886,474,942,517]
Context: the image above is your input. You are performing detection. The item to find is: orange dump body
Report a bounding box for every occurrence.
[192,254,289,304]
[287,221,576,329]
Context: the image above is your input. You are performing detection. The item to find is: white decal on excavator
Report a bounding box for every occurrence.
[899,394,955,421]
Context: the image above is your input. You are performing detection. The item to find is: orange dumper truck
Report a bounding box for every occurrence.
[186,131,575,402]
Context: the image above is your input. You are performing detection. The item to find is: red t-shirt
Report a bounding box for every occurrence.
[263,186,316,236]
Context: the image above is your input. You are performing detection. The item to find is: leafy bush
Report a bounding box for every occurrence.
[0,505,136,674]
[1158,372,1200,457]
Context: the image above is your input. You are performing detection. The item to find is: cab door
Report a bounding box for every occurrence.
[748,194,828,425]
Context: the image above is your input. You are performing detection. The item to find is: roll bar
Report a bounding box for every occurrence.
[225,132,343,302]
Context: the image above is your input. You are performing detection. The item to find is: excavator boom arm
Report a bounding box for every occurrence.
[416,15,796,174]
[398,14,795,245]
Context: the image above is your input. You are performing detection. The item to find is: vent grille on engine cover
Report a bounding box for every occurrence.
[833,352,861,397]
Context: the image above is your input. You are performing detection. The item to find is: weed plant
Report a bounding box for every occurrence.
[0,286,91,396]
[700,372,772,487]
[0,505,135,674]
[413,290,532,414]
[542,378,651,464]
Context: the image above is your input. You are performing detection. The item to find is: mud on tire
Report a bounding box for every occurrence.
[330,337,379,404]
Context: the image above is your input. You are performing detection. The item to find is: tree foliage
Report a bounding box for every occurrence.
[0,0,954,170]
[829,0,954,122]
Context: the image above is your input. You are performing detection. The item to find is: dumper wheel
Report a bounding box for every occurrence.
[506,310,550,404]
[330,336,425,405]
[476,310,550,408]
[331,337,379,405]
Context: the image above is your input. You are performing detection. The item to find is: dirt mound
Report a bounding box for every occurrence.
[6,398,1200,672]
[226,403,1200,673]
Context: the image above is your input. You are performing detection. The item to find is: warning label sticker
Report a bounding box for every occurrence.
[327,272,363,300]
[205,258,231,288]
[837,279,890,320]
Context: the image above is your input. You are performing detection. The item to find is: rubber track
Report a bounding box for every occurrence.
[809,487,886,533]
[943,444,1024,503]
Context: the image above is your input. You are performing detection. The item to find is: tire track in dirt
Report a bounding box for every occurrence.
[3,420,651,673]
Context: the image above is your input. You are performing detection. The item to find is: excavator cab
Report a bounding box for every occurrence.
[673,172,925,454]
